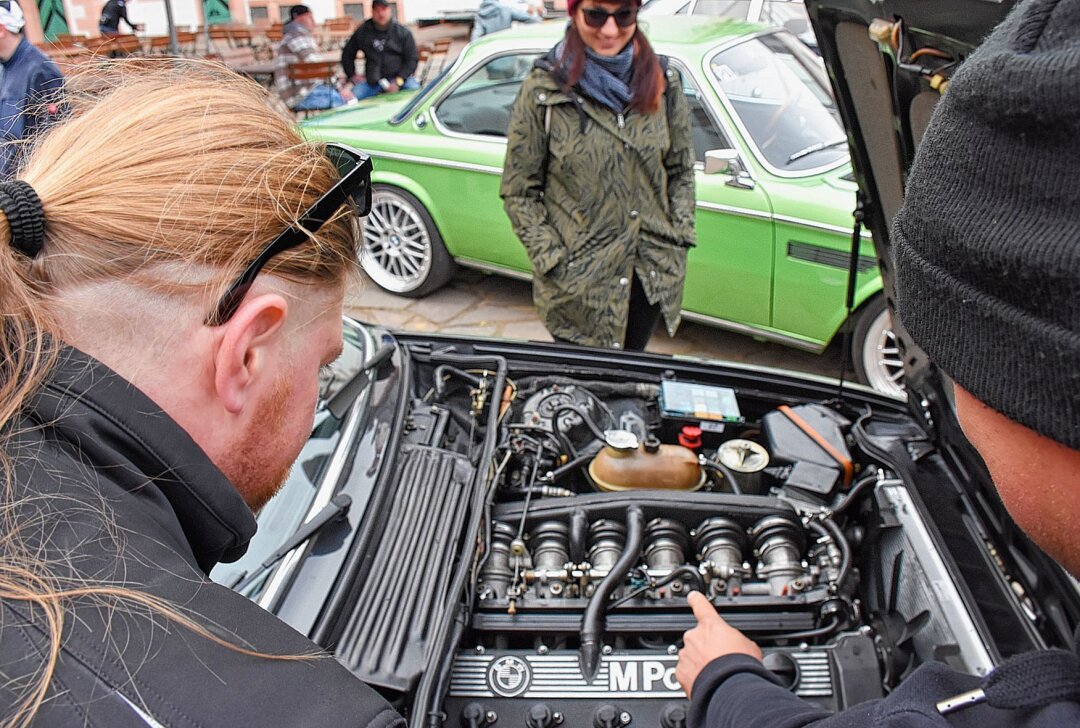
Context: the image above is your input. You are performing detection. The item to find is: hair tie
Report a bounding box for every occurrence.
[0,180,45,259]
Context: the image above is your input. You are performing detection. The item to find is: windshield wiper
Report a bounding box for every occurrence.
[787,137,848,163]
[229,493,352,593]
[325,342,396,420]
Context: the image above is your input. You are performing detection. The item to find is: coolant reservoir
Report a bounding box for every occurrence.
[589,431,705,491]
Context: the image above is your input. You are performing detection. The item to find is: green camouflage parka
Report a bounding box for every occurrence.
[500,50,696,348]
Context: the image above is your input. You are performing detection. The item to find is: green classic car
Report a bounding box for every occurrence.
[303,17,903,396]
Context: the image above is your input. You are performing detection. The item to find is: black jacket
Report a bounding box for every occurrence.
[0,348,402,728]
[98,0,135,32]
[690,643,1080,728]
[341,20,418,84]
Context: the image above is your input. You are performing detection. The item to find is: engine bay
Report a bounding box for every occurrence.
[328,341,1039,728]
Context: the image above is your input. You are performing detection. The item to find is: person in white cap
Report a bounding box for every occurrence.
[0,0,61,178]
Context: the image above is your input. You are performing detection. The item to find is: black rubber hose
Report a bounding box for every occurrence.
[833,470,879,514]
[543,443,602,482]
[608,565,705,609]
[755,614,844,642]
[433,364,483,399]
[552,403,610,443]
[810,518,852,592]
[820,517,853,592]
[579,504,645,681]
[702,459,742,494]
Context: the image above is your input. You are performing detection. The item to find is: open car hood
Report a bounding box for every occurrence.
[803,0,1017,397]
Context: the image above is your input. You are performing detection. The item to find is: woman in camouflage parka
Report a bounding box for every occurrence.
[500,0,696,350]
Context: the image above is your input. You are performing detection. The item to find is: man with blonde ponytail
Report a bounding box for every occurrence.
[0,63,401,727]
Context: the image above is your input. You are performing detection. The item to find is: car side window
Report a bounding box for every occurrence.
[676,66,731,163]
[434,53,541,137]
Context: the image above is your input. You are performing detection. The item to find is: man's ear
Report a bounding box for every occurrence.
[213,293,289,414]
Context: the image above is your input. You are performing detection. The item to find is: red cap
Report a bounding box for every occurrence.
[678,425,702,450]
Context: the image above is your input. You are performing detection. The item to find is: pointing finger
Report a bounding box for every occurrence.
[687,591,719,623]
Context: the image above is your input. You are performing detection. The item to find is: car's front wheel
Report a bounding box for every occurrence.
[360,185,456,297]
[852,296,906,397]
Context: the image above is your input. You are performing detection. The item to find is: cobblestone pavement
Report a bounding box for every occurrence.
[345,269,848,380]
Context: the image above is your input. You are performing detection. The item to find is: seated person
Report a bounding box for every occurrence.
[275,4,353,111]
[341,0,419,101]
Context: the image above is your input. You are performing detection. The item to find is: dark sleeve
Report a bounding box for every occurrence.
[689,656,837,728]
[499,74,563,275]
[342,28,362,79]
[662,66,696,248]
[399,27,418,79]
[690,655,1012,728]
[119,1,135,30]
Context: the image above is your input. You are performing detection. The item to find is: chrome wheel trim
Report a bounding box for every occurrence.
[862,307,906,397]
[360,190,434,294]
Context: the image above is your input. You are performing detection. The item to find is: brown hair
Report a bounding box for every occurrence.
[558,24,666,114]
[0,60,354,727]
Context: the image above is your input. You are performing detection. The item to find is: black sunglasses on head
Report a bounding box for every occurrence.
[581,5,637,28]
[205,143,373,327]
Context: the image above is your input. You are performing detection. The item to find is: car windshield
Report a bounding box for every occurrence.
[209,321,372,597]
[390,66,453,125]
[708,31,847,172]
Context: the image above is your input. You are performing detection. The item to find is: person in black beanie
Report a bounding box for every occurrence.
[675,0,1080,725]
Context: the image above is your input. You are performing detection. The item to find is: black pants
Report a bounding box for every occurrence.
[554,273,661,351]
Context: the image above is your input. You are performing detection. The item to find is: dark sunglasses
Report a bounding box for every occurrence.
[581,5,637,28]
[205,143,373,327]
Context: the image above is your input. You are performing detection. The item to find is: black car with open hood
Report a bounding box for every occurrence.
[210,6,1080,725]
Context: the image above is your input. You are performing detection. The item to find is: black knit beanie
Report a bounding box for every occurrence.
[893,0,1080,449]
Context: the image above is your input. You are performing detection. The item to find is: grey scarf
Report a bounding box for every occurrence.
[559,39,634,114]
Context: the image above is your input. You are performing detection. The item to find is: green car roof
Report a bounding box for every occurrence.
[469,15,768,57]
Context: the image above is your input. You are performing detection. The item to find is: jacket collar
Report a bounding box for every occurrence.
[2,37,30,67]
[28,346,258,573]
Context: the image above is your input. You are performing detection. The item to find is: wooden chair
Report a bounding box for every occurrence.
[229,27,254,46]
[417,38,452,82]
[110,33,142,55]
[217,45,257,68]
[175,30,199,55]
[265,24,283,43]
[320,18,354,50]
[146,34,172,54]
[416,46,433,83]
[53,33,86,45]
[431,37,453,74]
[84,34,140,57]
[209,25,232,46]
[286,59,338,118]
[36,41,93,71]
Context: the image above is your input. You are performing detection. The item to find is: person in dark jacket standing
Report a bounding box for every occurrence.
[0,0,61,179]
[98,0,139,34]
[0,62,401,728]
[500,0,695,350]
[342,0,419,100]
[676,0,1080,726]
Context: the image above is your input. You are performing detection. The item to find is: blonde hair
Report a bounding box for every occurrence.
[1,59,357,442]
[0,60,356,727]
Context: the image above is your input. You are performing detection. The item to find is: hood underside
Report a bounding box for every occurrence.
[803,0,1018,394]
